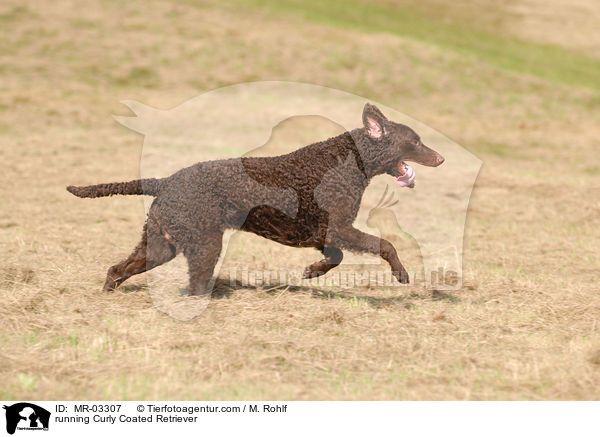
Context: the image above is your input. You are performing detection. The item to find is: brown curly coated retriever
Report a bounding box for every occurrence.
[67,103,444,295]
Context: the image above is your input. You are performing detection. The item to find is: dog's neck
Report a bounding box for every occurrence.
[347,128,391,180]
[345,132,369,181]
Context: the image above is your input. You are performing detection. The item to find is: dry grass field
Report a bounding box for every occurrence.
[1,0,599,400]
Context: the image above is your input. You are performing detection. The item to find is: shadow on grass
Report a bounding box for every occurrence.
[119,284,148,293]
[116,278,460,308]
[210,278,460,308]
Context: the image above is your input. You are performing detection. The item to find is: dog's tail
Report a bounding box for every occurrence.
[66,178,163,198]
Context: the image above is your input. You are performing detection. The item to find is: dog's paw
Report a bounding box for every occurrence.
[393,269,410,284]
[102,280,117,292]
[302,267,324,279]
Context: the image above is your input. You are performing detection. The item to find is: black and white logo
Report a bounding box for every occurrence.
[3,403,50,435]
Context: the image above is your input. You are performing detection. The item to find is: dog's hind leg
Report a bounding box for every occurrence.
[183,231,223,296]
[103,220,176,291]
[302,246,343,279]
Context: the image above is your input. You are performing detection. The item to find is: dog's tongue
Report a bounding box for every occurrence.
[397,163,416,188]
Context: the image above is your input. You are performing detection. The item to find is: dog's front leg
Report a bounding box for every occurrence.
[327,224,409,284]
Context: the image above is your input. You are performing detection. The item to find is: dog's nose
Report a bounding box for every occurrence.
[435,155,445,166]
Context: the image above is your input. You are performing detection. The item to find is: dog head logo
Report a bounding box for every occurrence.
[3,403,50,434]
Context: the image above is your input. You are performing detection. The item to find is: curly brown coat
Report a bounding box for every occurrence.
[67,104,444,295]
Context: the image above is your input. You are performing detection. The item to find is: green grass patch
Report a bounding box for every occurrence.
[231,0,600,91]
[583,165,600,175]
[17,373,39,392]
[472,141,528,160]
[0,5,35,23]
[112,66,160,88]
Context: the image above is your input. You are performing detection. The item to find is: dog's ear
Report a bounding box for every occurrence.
[362,103,387,139]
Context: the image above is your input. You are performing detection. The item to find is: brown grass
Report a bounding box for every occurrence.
[1,0,599,400]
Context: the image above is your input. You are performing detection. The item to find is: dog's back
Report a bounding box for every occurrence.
[150,131,365,246]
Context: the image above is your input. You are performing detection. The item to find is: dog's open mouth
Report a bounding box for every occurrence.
[397,161,416,188]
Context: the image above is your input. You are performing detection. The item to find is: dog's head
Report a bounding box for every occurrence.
[360,103,444,187]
